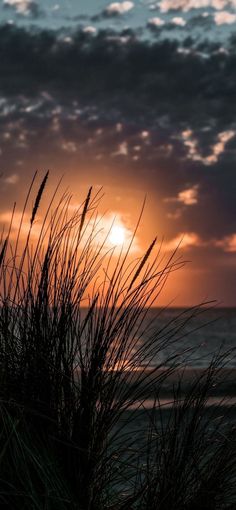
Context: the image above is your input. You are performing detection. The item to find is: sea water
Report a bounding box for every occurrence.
[136,307,236,369]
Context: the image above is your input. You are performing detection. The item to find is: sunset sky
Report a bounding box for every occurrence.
[0,0,236,306]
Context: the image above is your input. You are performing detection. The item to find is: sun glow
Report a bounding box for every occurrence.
[109,225,126,246]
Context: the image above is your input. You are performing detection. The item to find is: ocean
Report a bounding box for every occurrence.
[108,307,236,411]
[109,309,236,496]
[135,307,236,369]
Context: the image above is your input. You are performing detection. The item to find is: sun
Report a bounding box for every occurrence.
[109,225,125,246]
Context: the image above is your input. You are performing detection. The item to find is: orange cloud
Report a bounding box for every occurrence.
[181,129,235,165]
[163,232,201,251]
[0,210,42,239]
[164,232,236,253]
[215,234,236,252]
[3,173,19,185]
[164,184,199,206]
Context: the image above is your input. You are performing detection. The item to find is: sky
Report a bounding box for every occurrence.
[0,0,236,306]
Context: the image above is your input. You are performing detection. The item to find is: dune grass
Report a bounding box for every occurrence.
[0,173,235,509]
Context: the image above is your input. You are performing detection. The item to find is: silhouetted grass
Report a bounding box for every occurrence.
[125,356,236,510]
[0,405,73,509]
[0,173,235,509]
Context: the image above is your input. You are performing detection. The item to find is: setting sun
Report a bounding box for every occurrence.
[109,225,125,246]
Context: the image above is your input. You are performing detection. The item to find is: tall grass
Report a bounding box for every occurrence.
[133,357,236,510]
[0,173,235,509]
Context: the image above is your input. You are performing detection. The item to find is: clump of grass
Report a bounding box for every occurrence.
[129,355,236,510]
[0,173,235,509]
[0,405,73,509]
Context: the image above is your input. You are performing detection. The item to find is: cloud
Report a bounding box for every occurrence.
[171,16,186,25]
[178,185,199,205]
[223,234,236,252]
[0,210,42,239]
[3,0,31,13]
[3,173,19,185]
[215,234,236,252]
[0,25,235,134]
[164,232,201,251]
[104,1,134,16]
[3,0,41,17]
[82,26,97,34]
[164,184,199,205]
[112,141,129,156]
[181,129,235,165]
[0,26,236,244]
[147,17,165,28]
[214,11,236,24]
[205,130,235,164]
[163,231,236,253]
[159,0,236,12]
[61,141,77,153]
[167,208,183,220]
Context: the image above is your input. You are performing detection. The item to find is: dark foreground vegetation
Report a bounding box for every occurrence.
[0,173,235,509]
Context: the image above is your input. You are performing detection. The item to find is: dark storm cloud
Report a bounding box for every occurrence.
[0,24,236,241]
[0,24,235,128]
